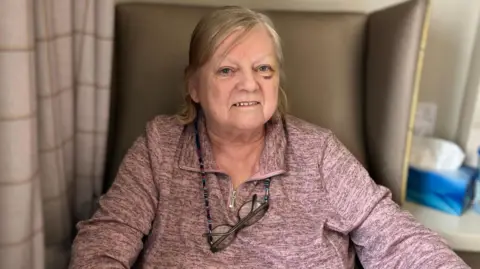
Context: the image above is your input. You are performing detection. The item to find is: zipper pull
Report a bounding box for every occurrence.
[229,190,237,209]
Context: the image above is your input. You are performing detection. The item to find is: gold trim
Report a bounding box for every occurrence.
[400,0,432,205]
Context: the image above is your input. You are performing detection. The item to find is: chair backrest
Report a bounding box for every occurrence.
[105,0,429,204]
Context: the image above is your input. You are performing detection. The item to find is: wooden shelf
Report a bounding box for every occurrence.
[403,201,480,252]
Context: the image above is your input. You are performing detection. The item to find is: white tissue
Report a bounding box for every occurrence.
[409,136,465,170]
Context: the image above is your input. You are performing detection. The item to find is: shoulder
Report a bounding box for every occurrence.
[146,114,184,133]
[143,114,186,150]
[283,114,333,146]
[282,114,336,169]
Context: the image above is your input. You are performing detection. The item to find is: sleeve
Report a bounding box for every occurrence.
[69,136,158,268]
[320,132,470,269]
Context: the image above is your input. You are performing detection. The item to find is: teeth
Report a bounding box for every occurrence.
[234,101,259,107]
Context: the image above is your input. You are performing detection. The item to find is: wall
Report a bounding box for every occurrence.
[418,1,480,142]
[457,15,480,166]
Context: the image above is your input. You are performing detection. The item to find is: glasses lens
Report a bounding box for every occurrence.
[238,201,268,226]
[211,225,235,251]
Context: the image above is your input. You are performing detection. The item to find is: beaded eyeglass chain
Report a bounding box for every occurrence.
[193,118,271,242]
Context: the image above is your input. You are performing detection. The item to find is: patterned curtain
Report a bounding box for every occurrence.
[0,0,114,268]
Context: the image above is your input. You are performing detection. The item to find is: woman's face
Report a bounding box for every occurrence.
[190,25,279,134]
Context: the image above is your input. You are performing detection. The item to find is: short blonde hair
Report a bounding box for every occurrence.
[177,6,288,124]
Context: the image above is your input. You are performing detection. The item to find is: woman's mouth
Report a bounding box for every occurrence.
[233,101,260,107]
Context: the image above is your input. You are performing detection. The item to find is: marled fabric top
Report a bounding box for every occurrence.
[69,114,469,269]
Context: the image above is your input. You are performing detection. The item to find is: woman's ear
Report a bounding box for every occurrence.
[189,87,199,103]
[188,76,200,103]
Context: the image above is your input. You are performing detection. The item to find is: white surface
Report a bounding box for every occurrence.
[403,201,480,252]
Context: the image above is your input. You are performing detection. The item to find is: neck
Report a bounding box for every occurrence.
[207,124,265,153]
[205,120,266,177]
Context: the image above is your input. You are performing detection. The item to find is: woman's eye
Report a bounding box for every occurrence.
[218,68,233,76]
[257,65,272,72]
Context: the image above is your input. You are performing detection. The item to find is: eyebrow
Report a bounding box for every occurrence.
[218,54,276,66]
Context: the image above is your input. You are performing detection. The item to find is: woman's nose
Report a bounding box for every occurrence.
[238,69,258,92]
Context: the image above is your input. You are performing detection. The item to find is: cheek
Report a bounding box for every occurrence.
[199,77,220,101]
[200,78,234,109]
[262,78,279,103]
[209,82,232,103]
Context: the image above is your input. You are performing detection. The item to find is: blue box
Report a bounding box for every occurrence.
[406,165,477,216]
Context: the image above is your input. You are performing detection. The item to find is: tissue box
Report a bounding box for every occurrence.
[406,165,477,216]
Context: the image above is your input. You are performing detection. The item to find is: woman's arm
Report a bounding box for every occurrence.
[69,136,158,268]
[320,132,469,269]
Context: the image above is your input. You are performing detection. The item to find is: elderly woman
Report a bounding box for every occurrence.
[70,6,468,269]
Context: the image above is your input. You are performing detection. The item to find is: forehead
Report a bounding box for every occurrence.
[213,25,276,60]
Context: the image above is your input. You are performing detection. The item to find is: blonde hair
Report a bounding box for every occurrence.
[177,6,288,124]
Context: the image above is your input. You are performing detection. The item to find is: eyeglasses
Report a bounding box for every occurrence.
[194,117,272,253]
[204,194,269,253]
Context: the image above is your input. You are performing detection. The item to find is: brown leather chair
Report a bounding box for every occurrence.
[104,0,429,211]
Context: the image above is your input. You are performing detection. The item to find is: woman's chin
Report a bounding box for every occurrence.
[224,108,275,131]
[229,116,266,131]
